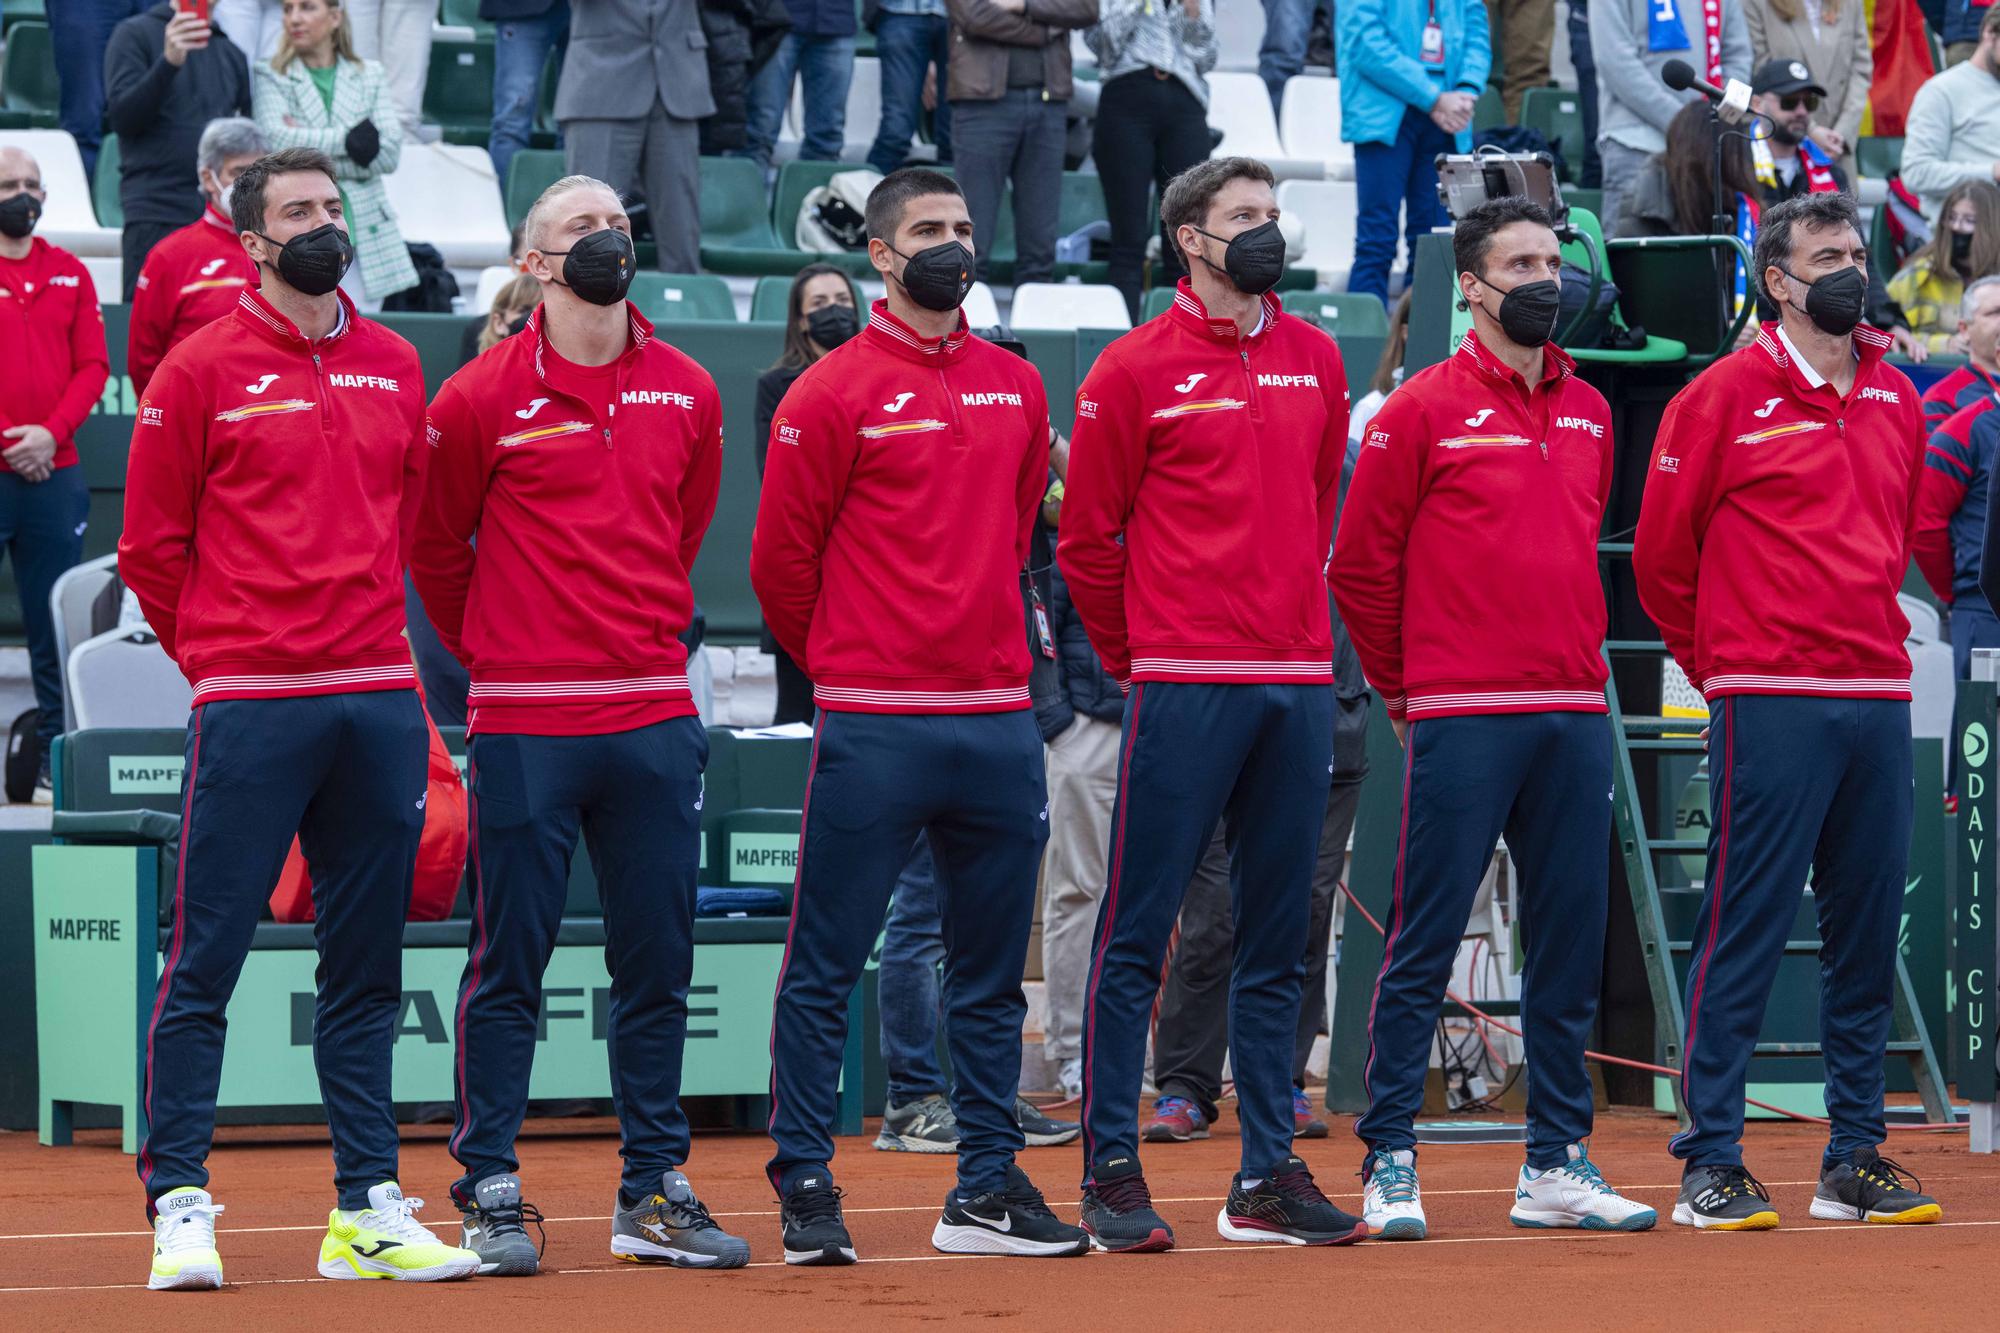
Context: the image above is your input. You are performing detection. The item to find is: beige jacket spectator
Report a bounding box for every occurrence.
[1744,0,1870,175]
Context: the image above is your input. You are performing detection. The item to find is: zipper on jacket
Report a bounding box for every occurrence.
[311,349,331,427]
[937,367,964,435]
[1239,340,1261,419]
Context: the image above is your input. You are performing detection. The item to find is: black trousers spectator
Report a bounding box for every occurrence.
[121,220,180,302]
[772,649,814,725]
[1568,0,1600,188]
[952,90,1066,287]
[1093,71,1209,324]
[1151,775,1364,1121]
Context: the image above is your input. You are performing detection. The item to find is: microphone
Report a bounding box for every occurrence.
[1662,58,1753,126]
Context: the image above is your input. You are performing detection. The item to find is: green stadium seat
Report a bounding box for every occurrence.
[424,37,497,147]
[504,147,566,230]
[1281,290,1390,337]
[1521,88,1587,183]
[750,274,792,322]
[1473,85,1507,132]
[1563,187,1603,224]
[1606,234,1752,365]
[1561,208,1689,364]
[2,0,48,32]
[1141,287,1176,322]
[92,133,122,228]
[628,272,737,323]
[1,21,60,128]
[1856,136,1904,181]
[697,155,790,275]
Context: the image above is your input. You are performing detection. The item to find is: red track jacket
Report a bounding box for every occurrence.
[0,237,108,473]
[128,204,257,396]
[119,287,425,703]
[1920,361,1998,435]
[750,301,1047,714]
[1636,324,1922,701]
[1331,332,1613,721]
[1058,280,1347,685]
[412,302,723,736]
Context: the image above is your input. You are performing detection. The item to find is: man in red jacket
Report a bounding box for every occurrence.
[1636,191,1943,1231]
[753,168,1087,1265]
[412,174,747,1276]
[1059,157,1361,1252]
[128,116,266,395]
[120,146,478,1289]
[1331,198,1655,1240]
[0,144,108,799]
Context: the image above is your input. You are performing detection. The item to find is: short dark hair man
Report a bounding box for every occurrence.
[120,145,479,1289]
[753,167,1088,1264]
[1333,197,1654,1239]
[1637,191,1945,1230]
[1061,156,1361,1250]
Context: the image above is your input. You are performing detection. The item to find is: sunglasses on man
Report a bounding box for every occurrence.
[1778,93,1821,113]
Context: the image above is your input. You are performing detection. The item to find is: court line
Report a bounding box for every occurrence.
[3,1175,1987,1242]
[4,1219,1997,1295]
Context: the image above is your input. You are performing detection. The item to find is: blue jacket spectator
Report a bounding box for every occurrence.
[1943,0,1984,52]
[1337,0,1490,308]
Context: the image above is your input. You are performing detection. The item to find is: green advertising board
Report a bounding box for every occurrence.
[1957,685,1997,1103]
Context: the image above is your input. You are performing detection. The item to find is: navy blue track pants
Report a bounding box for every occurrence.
[138,690,427,1213]
[1671,695,1913,1172]
[767,709,1048,1198]
[1354,711,1612,1171]
[451,717,706,1206]
[1080,681,1334,1181]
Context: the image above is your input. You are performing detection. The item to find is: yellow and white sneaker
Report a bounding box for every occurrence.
[149,1187,224,1290]
[318,1181,480,1281]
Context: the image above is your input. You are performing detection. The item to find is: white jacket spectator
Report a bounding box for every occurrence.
[1902,11,2000,220]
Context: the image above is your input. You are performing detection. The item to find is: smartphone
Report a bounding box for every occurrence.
[185,0,212,23]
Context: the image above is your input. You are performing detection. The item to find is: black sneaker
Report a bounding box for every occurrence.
[457,1173,545,1275]
[1078,1155,1173,1253]
[780,1173,857,1265]
[932,1165,1089,1257]
[1671,1164,1780,1231]
[1810,1148,1942,1225]
[1217,1156,1368,1246]
[1016,1095,1081,1147]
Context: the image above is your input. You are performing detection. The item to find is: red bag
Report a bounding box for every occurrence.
[266,694,468,923]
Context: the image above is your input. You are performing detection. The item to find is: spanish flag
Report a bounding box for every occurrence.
[1860,0,1936,138]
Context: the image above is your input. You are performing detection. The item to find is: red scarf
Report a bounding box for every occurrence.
[1698,0,1722,84]
[1799,138,1840,194]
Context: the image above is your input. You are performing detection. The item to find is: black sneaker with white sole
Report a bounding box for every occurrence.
[1078,1154,1174,1253]
[1671,1164,1780,1231]
[1217,1156,1368,1246]
[780,1173,858,1265]
[458,1173,545,1276]
[932,1165,1089,1257]
[1016,1096,1081,1147]
[1811,1148,1942,1225]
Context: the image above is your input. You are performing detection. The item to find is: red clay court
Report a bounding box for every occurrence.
[4,1107,1994,1330]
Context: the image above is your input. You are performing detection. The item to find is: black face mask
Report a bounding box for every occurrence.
[1953,231,1974,268]
[806,303,859,349]
[1192,220,1287,296]
[543,228,636,306]
[1478,276,1563,348]
[889,241,974,312]
[256,222,353,296]
[1780,263,1867,336]
[0,191,43,240]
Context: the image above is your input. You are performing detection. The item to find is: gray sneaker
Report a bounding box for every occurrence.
[610,1171,750,1269]
[458,1173,543,1276]
[873,1093,960,1153]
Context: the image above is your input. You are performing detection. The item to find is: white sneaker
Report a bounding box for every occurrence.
[1362,1148,1427,1240]
[1057,1058,1083,1101]
[149,1187,224,1290]
[1509,1142,1658,1232]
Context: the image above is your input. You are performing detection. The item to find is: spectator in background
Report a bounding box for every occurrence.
[1349,290,1411,441]
[1338,0,1491,308]
[344,1,433,136]
[1590,0,1750,236]
[254,0,417,304]
[868,0,954,174]
[1943,0,1983,66]
[457,270,542,365]
[1889,181,2000,354]
[1486,0,1556,124]
[1902,9,2000,223]
[698,0,755,156]
[1568,1,1599,186]
[128,117,265,395]
[945,0,1100,290]
[1087,0,1216,324]
[1914,278,2000,676]
[556,0,712,276]
[49,0,147,179]
[742,0,858,167]
[0,147,110,800]
[1922,276,2000,430]
[105,2,254,299]
[213,0,286,59]
[1746,59,1845,206]
[1743,0,1870,177]
[487,0,570,183]
[754,263,861,724]
[1257,0,1330,113]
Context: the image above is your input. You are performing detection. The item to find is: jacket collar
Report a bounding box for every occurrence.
[1756,320,1892,397]
[862,298,969,364]
[1454,329,1575,389]
[202,203,234,232]
[526,300,654,383]
[1165,277,1282,344]
[233,283,355,346]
